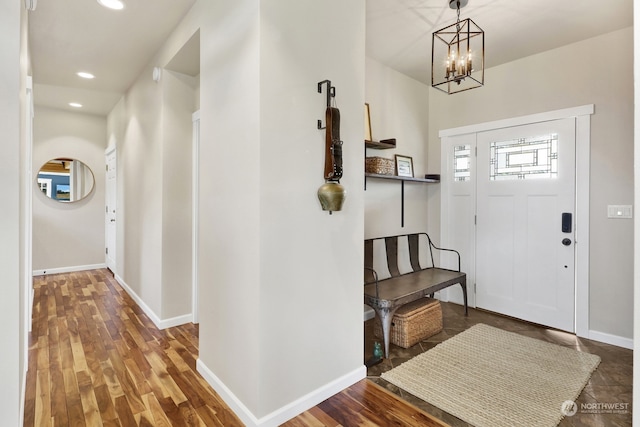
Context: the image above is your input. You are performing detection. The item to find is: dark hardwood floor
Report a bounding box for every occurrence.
[24,269,448,426]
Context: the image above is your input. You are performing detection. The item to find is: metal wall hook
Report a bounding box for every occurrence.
[317,79,336,129]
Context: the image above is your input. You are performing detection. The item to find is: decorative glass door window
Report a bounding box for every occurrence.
[454,145,472,182]
[490,134,558,180]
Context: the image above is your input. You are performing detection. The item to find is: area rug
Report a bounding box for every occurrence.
[381,324,600,427]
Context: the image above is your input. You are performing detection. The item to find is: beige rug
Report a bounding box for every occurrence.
[381,324,600,427]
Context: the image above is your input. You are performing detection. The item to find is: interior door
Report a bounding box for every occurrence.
[475,118,576,332]
[105,148,117,272]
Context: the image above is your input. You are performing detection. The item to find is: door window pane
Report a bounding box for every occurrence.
[490,134,558,180]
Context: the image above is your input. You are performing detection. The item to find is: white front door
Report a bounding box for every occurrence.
[475,118,576,332]
[105,148,117,272]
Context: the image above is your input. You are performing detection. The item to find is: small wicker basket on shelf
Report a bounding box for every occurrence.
[365,157,394,175]
[373,298,443,348]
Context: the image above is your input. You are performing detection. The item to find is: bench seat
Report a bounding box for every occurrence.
[364,233,467,358]
[364,268,466,309]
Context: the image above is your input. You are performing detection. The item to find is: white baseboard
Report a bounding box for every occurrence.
[33,263,106,276]
[19,362,26,427]
[113,273,193,330]
[158,314,194,329]
[588,329,633,350]
[196,359,366,427]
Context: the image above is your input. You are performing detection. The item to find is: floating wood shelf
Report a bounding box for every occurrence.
[365,173,440,227]
[365,140,396,149]
[365,173,440,184]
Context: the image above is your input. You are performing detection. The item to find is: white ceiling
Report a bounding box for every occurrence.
[29,0,197,116]
[28,0,632,116]
[367,0,633,85]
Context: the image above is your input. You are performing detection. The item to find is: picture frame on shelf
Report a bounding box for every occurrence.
[364,103,372,141]
[395,154,414,178]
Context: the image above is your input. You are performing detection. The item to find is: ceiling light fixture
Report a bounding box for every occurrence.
[77,72,95,79]
[97,0,124,10]
[69,102,83,108]
[152,67,162,82]
[432,0,484,94]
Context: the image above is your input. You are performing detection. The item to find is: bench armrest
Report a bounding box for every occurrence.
[422,233,462,272]
[364,267,380,297]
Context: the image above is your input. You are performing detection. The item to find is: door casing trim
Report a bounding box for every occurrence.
[105,147,117,274]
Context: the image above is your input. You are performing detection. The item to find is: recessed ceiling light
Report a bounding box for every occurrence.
[77,72,95,79]
[69,102,83,108]
[97,0,124,10]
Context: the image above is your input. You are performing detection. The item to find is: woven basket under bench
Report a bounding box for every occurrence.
[373,298,442,348]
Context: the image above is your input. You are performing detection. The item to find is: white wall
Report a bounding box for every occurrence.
[196,0,262,415]
[106,41,197,323]
[109,69,164,317]
[161,70,197,319]
[257,1,365,419]
[19,4,31,422]
[1,2,26,425]
[365,57,431,238]
[191,0,366,424]
[633,1,639,423]
[428,28,634,341]
[32,107,107,272]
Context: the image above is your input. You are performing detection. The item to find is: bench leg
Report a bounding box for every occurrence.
[460,281,468,316]
[373,306,399,359]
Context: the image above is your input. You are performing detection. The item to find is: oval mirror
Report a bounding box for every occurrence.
[37,158,95,202]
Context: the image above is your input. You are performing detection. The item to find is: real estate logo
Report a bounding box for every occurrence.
[580,402,630,414]
[560,400,631,416]
[561,400,578,417]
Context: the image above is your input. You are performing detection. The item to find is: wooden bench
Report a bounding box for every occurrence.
[364,233,467,358]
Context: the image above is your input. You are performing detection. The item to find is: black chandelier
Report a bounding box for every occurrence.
[432,0,484,94]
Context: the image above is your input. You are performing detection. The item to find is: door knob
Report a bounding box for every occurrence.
[562,238,572,246]
[110,219,116,222]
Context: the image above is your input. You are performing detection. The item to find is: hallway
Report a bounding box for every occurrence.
[24,269,243,426]
[24,269,445,426]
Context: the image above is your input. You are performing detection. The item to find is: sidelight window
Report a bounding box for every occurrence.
[454,145,472,182]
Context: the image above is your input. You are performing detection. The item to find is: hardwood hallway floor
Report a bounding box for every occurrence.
[24,269,447,426]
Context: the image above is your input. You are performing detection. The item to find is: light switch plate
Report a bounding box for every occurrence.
[607,205,633,219]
